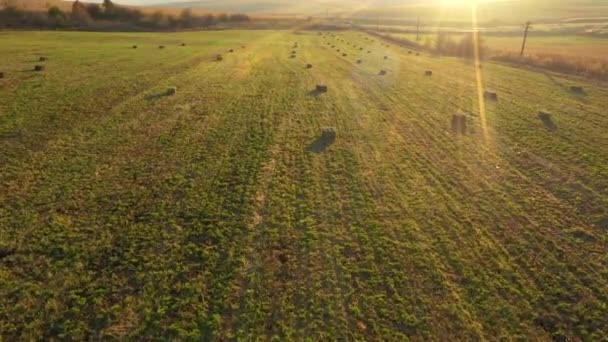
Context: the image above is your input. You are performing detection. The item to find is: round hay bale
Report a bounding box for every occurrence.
[216,54,224,61]
[408,50,413,54]
[34,65,45,71]
[368,50,371,53]
[416,52,420,56]
[39,56,48,61]
[321,127,336,140]
[451,113,467,134]
[306,63,313,69]
[384,56,388,60]
[166,86,177,95]
[0,72,4,79]
[538,110,557,130]
[159,45,165,49]
[356,60,362,64]
[132,45,138,49]
[229,49,234,53]
[425,70,433,76]
[316,84,328,93]
[342,53,348,57]
[484,90,498,101]
[379,70,387,76]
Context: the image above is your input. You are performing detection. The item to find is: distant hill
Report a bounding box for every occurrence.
[147,0,608,22]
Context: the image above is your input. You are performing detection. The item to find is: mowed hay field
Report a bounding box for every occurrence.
[1,30,608,340]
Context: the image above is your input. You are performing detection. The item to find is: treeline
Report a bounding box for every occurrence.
[0,0,250,30]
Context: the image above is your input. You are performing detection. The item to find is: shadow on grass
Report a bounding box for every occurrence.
[307,89,326,97]
[543,72,588,101]
[145,91,172,102]
[306,135,335,154]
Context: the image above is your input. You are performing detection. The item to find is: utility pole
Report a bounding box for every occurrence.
[416,16,420,41]
[520,21,532,56]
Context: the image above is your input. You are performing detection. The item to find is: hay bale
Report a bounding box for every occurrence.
[292,50,297,54]
[166,86,177,95]
[216,54,223,61]
[242,45,246,48]
[342,53,348,57]
[451,113,467,134]
[425,70,433,76]
[39,56,48,61]
[321,127,336,139]
[484,90,498,101]
[316,84,328,92]
[356,60,362,64]
[306,63,313,69]
[132,45,138,49]
[158,45,165,49]
[570,86,584,93]
[0,72,4,79]
[416,52,420,56]
[538,110,557,130]
[379,70,387,76]
[384,56,388,60]
[368,50,371,53]
[181,43,186,46]
[408,50,412,54]
[34,65,45,71]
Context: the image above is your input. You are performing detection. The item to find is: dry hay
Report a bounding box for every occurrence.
[451,113,467,134]
[216,54,223,61]
[229,49,234,53]
[181,43,186,46]
[384,56,388,60]
[0,72,4,79]
[158,45,165,49]
[408,50,413,54]
[425,70,433,76]
[39,56,48,61]
[166,86,177,95]
[132,45,138,49]
[242,45,246,48]
[316,84,328,92]
[538,110,557,131]
[306,63,313,69]
[368,50,371,53]
[34,65,45,71]
[484,90,498,101]
[342,53,348,57]
[379,70,387,76]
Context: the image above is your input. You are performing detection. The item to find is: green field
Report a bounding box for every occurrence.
[1,30,607,340]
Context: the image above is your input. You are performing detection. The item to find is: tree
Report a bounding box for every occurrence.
[180,8,194,28]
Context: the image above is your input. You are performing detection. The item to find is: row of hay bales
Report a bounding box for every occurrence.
[320,32,573,135]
